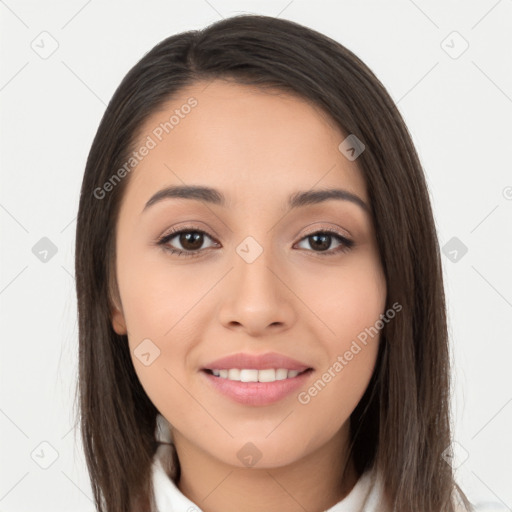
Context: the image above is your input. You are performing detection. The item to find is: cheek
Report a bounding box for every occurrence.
[298,303,383,439]
[296,255,385,417]
[116,240,213,338]
[304,251,387,339]
[115,246,205,406]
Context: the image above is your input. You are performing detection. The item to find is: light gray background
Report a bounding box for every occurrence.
[1,1,511,510]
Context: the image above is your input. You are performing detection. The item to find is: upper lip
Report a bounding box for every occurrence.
[202,352,313,371]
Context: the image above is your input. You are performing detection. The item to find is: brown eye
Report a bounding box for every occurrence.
[157,228,219,257]
[177,231,204,251]
[295,230,354,255]
[307,233,331,251]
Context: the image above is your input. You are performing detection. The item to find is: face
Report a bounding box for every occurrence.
[111,79,387,469]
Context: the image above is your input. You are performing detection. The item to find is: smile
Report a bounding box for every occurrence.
[201,368,314,406]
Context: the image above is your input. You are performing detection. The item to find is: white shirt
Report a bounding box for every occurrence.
[151,443,388,512]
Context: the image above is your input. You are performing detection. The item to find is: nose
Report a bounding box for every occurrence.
[217,244,296,337]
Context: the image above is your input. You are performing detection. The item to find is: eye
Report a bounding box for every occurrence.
[294,230,355,256]
[156,227,219,258]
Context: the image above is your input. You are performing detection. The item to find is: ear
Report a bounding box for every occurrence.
[111,302,127,335]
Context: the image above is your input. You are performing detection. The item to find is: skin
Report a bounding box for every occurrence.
[111,79,387,512]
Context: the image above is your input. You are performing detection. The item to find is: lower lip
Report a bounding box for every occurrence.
[201,369,313,406]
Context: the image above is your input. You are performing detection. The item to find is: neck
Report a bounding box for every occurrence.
[172,425,358,512]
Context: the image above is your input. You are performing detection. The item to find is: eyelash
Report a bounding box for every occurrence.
[155,225,355,258]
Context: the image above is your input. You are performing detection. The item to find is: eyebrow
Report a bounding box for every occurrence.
[142,185,370,214]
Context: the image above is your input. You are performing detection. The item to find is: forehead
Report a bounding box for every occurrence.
[123,79,368,212]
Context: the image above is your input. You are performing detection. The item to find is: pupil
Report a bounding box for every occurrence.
[180,232,203,250]
[310,233,330,251]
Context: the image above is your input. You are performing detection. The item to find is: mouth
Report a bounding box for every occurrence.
[200,367,314,406]
[200,352,314,406]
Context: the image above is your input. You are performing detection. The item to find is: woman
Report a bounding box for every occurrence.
[75,14,474,512]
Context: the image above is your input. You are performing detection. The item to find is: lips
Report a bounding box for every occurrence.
[201,352,313,372]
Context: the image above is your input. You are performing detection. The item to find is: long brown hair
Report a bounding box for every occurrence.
[75,14,473,511]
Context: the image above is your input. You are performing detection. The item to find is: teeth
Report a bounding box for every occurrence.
[209,368,306,382]
[240,369,259,382]
[228,369,241,381]
[275,368,289,380]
